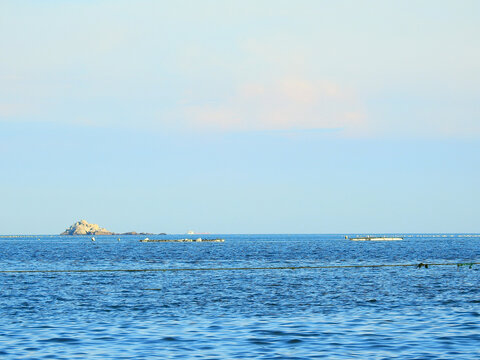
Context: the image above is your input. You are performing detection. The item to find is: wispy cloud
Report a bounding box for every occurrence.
[184,77,367,135]
[0,103,38,119]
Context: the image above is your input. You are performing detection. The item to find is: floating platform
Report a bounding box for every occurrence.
[139,238,224,243]
[348,236,403,241]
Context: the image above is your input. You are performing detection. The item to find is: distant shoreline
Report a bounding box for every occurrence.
[1,233,479,238]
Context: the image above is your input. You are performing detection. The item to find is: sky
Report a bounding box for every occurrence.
[0,0,479,234]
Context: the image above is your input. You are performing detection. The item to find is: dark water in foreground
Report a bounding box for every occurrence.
[1,234,480,359]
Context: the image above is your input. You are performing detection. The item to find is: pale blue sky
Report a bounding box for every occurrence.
[0,0,479,234]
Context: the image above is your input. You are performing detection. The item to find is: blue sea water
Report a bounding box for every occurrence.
[1,234,480,359]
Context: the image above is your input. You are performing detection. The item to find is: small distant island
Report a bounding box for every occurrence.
[61,220,165,236]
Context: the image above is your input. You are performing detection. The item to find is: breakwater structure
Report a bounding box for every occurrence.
[139,237,224,243]
[347,236,403,241]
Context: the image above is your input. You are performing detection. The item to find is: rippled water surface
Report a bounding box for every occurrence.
[1,234,480,359]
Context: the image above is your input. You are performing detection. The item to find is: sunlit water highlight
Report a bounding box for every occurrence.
[1,234,480,359]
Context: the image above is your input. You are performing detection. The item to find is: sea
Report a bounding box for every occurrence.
[1,234,480,359]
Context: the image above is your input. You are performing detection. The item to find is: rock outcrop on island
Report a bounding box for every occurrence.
[61,220,114,235]
[60,220,166,236]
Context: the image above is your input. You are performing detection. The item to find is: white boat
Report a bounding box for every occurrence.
[348,236,403,241]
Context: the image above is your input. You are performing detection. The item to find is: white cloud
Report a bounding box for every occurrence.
[183,77,367,135]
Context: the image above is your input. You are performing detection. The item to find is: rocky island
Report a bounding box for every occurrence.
[61,220,164,236]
